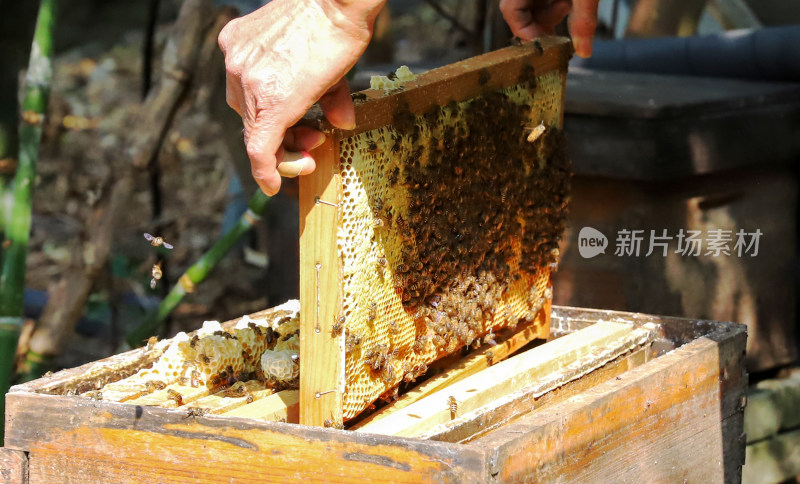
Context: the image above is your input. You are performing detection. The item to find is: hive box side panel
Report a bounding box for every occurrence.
[5,393,487,483]
[474,324,747,483]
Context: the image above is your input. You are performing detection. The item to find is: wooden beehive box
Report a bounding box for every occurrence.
[299,36,572,427]
[3,305,746,483]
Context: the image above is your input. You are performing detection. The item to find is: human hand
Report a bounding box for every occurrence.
[499,0,599,58]
[218,0,384,195]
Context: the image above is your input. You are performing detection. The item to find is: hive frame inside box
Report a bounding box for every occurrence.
[3,306,746,483]
[299,36,573,427]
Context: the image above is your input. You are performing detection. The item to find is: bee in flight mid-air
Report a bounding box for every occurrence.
[150,261,163,289]
[144,233,173,249]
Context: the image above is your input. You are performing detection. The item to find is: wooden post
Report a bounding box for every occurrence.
[299,138,344,427]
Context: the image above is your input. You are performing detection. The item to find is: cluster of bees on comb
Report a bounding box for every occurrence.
[366,81,571,370]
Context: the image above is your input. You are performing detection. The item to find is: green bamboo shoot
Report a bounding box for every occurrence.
[0,0,57,442]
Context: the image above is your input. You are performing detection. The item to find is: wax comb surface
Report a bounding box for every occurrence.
[299,37,574,424]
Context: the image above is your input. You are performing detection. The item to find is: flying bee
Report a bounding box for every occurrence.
[144,233,174,249]
[525,121,546,143]
[484,327,497,346]
[150,261,163,289]
[448,396,458,419]
[167,389,183,406]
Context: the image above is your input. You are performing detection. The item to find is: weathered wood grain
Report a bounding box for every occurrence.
[6,392,485,483]
[303,37,572,136]
[0,448,27,484]
[299,137,344,428]
[473,323,747,483]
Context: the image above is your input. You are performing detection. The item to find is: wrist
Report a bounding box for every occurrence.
[314,0,386,41]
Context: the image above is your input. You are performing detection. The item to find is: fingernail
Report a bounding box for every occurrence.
[311,132,326,149]
[342,111,356,130]
[573,37,593,58]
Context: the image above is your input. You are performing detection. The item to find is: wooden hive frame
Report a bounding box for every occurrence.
[299,36,574,427]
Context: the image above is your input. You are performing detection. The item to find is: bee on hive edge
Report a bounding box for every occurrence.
[144,233,173,249]
[167,389,184,406]
[146,335,158,351]
[332,315,345,336]
[150,261,163,289]
[185,407,209,418]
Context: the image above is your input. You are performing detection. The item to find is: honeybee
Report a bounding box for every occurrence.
[246,394,255,404]
[190,370,201,388]
[387,319,399,335]
[412,335,427,353]
[265,327,276,344]
[484,328,497,346]
[189,334,199,348]
[145,380,167,392]
[376,256,388,268]
[146,336,158,351]
[351,92,367,101]
[185,407,208,418]
[144,233,174,249]
[223,383,247,398]
[150,261,163,289]
[167,389,183,406]
[332,315,345,336]
[373,217,385,228]
[86,390,103,401]
[525,121,546,143]
[199,353,212,364]
[367,140,378,152]
[448,396,458,419]
[368,302,377,323]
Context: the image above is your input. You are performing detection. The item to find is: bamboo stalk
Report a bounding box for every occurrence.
[126,190,271,347]
[0,0,57,442]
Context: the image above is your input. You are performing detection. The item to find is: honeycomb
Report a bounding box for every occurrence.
[100,300,301,402]
[337,69,570,418]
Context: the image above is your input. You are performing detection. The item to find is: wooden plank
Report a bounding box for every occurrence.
[357,321,642,437]
[473,323,747,483]
[183,381,273,415]
[222,390,299,423]
[425,343,652,443]
[0,448,27,484]
[351,305,548,430]
[125,382,210,408]
[6,394,486,483]
[303,37,572,136]
[743,428,800,484]
[299,136,343,428]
